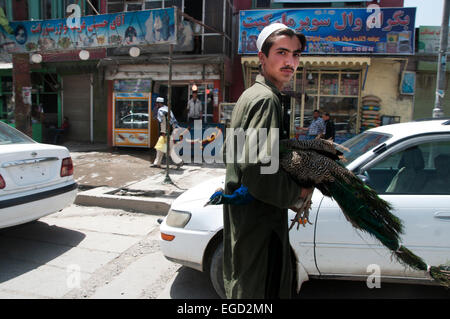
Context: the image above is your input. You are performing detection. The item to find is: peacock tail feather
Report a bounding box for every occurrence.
[325,170,450,287]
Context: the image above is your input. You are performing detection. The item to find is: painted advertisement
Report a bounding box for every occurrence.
[239,7,416,55]
[0,7,177,53]
[418,26,450,54]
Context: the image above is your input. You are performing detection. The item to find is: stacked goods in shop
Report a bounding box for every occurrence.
[361,95,381,131]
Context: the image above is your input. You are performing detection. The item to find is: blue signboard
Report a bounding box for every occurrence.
[0,7,177,53]
[239,7,416,55]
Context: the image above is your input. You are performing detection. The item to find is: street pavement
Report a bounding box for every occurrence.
[68,142,226,215]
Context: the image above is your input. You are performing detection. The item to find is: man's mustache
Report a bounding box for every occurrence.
[280,66,295,72]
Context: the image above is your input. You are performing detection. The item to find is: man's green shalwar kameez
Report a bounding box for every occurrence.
[223,74,303,299]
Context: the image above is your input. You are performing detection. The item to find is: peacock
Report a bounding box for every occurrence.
[205,138,450,287]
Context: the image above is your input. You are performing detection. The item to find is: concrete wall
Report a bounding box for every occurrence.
[362,58,414,122]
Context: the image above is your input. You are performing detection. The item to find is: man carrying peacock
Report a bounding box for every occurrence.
[221,23,309,299]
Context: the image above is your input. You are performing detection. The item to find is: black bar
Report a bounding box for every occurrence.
[0,183,78,209]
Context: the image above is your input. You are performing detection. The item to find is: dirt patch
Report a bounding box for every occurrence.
[72,149,159,188]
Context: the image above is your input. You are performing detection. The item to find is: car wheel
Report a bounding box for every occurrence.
[209,241,226,299]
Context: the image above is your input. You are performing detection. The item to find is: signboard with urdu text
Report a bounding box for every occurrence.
[0,7,177,53]
[239,7,416,55]
[418,26,450,54]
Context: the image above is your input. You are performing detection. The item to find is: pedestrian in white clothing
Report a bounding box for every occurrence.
[151,97,184,169]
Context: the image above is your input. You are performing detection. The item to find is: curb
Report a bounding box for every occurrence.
[75,187,172,216]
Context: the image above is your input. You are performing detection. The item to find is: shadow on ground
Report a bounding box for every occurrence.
[0,221,85,284]
[168,266,221,299]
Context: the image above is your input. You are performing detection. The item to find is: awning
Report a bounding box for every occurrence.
[241,56,371,69]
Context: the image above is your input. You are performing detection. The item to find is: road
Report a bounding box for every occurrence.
[0,204,448,299]
[0,204,179,299]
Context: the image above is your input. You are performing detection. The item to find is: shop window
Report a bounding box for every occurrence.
[255,0,271,8]
[291,70,360,138]
[305,72,318,95]
[308,71,360,134]
[126,2,143,11]
[164,0,182,8]
[145,1,162,9]
[341,73,359,96]
[320,73,339,96]
[107,1,124,13]
[13,0,29,21]
[0,76,13,124]
[41,0,52,19]
[115,99,149,129]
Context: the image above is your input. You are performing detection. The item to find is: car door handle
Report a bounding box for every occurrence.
[434,212,450,220]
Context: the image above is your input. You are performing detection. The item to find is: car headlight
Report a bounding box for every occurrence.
[165,209,191,228]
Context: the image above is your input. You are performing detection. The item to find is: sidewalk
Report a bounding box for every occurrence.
[65,142,225,216]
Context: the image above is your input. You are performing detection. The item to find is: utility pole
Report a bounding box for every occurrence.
[163,44,174,184]
[433,0,450,118]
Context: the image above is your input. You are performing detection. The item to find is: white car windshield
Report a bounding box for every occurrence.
[339,131,391,165]
[0,122,36,145]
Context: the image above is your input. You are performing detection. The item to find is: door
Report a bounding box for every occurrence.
[62,74,91,142]
[159,85,189,123]
[315,135,450,279]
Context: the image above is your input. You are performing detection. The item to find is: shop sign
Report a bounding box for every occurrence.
[239,7,416,55]
[115,92,148,98]
[114,79,152,93]
[0,7,177,54]
[418,26,450,54]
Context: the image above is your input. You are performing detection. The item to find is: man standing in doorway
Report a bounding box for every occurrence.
[186,90,202,126]
[223,23,309,299]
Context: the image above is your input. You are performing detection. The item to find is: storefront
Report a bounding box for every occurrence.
[241,56,370,139]
[0,64,61,142]
[237,7,416,140]
[104,59,225,148]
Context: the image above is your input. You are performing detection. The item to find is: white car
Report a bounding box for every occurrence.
[159,119,450,298]
[0,121,78,229]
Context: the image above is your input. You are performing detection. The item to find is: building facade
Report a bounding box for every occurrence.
[231,0,418,141]
[1,0,446,146]
[1,0,234,147]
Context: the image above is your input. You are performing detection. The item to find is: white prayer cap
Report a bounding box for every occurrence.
[256,23,289,52]
[156,97,164,103]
